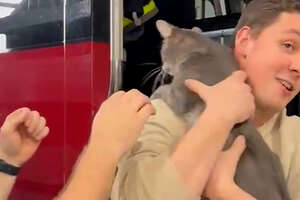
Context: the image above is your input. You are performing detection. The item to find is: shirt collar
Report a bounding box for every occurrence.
[257,109,285,139]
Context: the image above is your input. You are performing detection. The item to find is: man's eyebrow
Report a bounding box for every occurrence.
[284,29,300,37]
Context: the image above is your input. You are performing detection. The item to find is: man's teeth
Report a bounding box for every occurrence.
[279,79,293,91]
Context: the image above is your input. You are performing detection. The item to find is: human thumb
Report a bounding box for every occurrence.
[226,135,246,170]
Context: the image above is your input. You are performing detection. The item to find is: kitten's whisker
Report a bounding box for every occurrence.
[142,70,161,86]
[142,67,159,79]
[152,71,163,92]
[142,67,161,86]
[137,63,159,66]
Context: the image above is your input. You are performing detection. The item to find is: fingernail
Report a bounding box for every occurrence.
[237,135,246,146]
[184,79,192,85]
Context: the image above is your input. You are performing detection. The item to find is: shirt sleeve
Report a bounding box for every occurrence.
[111,99,198,200]
[279,115,300,200]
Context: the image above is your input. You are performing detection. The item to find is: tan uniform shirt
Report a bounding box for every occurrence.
[111,99,300,200]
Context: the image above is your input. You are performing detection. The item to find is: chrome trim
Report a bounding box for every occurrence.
[213,0,222,16]
[109,0,123,96]
[219,0,227,15]
[202,28,235,38]
[213,0,227,16]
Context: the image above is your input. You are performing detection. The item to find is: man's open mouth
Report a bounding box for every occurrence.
[277,78,294,91]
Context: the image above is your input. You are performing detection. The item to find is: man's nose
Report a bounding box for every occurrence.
[289,56,300,76]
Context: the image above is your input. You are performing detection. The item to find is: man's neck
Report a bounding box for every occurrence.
[252,107,276,128]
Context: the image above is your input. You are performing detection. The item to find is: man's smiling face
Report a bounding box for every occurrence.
[236,12,300,114]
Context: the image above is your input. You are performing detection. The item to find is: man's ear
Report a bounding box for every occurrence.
[156,20,173,38]
[234,26,253,60]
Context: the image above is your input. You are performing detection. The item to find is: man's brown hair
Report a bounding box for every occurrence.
[234,0,300,39]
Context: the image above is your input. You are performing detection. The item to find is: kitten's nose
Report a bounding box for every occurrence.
[163,73,173,84]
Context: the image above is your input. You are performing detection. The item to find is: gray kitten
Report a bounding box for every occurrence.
[151,20,291,200]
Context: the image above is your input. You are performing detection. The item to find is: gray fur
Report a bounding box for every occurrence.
[152,20,291,200]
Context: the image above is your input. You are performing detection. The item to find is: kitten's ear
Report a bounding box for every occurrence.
[191,27,202,33]
[156,20,173,38]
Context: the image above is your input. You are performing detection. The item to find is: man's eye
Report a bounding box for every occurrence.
[283,42,294,51]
